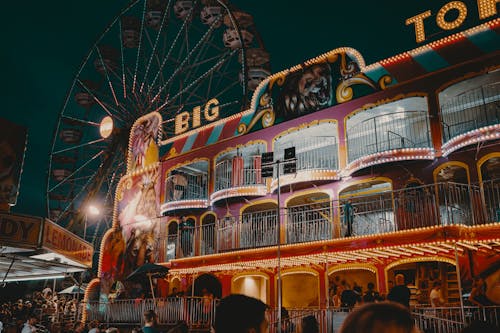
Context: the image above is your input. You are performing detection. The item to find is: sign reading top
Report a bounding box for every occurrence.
[0,213,42,249]
[43,220,93,267]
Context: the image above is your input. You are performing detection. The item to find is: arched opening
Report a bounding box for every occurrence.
[286,191,332,243]
[338,179,393,236]
[434,163,473,225]
[328,268,377,306]
[396,180,437,230]
[386,259,457,306]
[281,271,319,308]
[166,221,178,260]
[240,201,278,248]
[232,273,269,304]
[200,213,216,255]
[479,155,500,222]
[179,216,196,258]
[192,273,222,299]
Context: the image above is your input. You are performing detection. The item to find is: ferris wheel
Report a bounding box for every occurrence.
[47,0,270,246]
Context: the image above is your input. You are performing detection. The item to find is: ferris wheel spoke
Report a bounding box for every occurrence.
[151,17,223,106]
[49,150,105,193]
[52,138,105,155]
[139,0,173,94]
[154,49,236,113]
[61,115,99,127]
[118,19,128,101]
[95,47,120,107]
[132,0,147,94]
[76,79,125,122]
[146,4,196,99]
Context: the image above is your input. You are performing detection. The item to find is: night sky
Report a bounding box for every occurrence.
[1,0,491,217]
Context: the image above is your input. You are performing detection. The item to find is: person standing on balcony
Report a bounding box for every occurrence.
[387,274,411,308]
[179,216,193,257]
[343,199,355,237]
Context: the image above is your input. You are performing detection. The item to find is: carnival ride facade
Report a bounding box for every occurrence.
[66,1,500,327]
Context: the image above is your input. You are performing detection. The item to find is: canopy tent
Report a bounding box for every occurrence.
[0,213,93,283]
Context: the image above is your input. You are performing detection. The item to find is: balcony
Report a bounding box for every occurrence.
[272,136,339,190]
[440,81,500,156]
[161,181,492,260]
[161,171,208,214]
[346,109,433,173]
[211,157,266,203]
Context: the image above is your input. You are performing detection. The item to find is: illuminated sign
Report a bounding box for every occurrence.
[43,219,93,266]
[406,0,499,43]
[175,98,220,135]
[0,213,42,249]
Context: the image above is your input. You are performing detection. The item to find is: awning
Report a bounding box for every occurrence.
[0,212,93,282]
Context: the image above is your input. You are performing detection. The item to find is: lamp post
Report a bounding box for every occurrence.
[262,148,296,333]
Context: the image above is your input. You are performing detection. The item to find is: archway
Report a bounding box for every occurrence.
[286,191,332,243]
[240,200,278,248]
[192,273,222,299]
[200,213,216,255]
[433,162,473,225]
[328,266,377,306]
[281,269,319,308]
[338,179,393,236]
[478,154,500,222]
[386,258,457,306]
[232,272,269,304]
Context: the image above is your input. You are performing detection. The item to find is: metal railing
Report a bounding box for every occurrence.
[274,136,339,176]
[441,82,500,143]
[346,110,431,163]
[86,297,216,328]
[413,306,500,333]
[165,173,208,202]
[214,158,264,192]
[161,181,495,260]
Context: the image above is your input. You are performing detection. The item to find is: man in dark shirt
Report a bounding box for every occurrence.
[387,274,411,308]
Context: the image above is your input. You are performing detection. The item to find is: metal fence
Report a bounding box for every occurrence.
[214,158,264,192]
[440,82,500,143]
[346,110,431,163]
[86,297,216,328]
[161,181,494,259]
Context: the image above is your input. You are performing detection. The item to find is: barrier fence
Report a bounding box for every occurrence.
[85,300,500,333]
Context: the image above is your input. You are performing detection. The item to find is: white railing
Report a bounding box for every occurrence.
[214,158,263,192]
[161,181,494,259]
[441,82,500,143]
[165,173,207,202]
[86,297,217,328]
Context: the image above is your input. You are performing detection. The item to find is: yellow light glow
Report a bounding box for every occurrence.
[99,116,113,138]
[478,0,500,19]
[436,1,468,30]
[405,10,432,43]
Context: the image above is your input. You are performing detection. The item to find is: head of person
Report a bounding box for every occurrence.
[106,327,119,333]
[143,309,157,326]
[89,320,99,329]
[395,274,405,286]
[367,282,375,291]
[27,315,37,326]
[301,315,319,333]
[214,294,269,333]
[433,281,442,290]
[339,302,420,333]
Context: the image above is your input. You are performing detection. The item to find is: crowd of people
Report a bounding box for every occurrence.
[0,288,84,333]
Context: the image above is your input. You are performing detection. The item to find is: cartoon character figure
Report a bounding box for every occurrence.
[130,115,160,170]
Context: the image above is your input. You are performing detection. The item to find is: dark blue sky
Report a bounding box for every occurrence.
[1,0,490,217]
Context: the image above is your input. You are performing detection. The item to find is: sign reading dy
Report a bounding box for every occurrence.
[406,0,499,43]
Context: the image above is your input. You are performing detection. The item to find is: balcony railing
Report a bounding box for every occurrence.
[161,181,492,260]
[274,136,339,176]
[214,158,264,192]
[85,300,500,333]
[441,82,500,143]
[165,173,208,202]
[347,110,431,163]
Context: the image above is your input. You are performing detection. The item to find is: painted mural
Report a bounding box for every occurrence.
[99,166,161,300]
[460,248,500,305]
[128,112,162,172]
